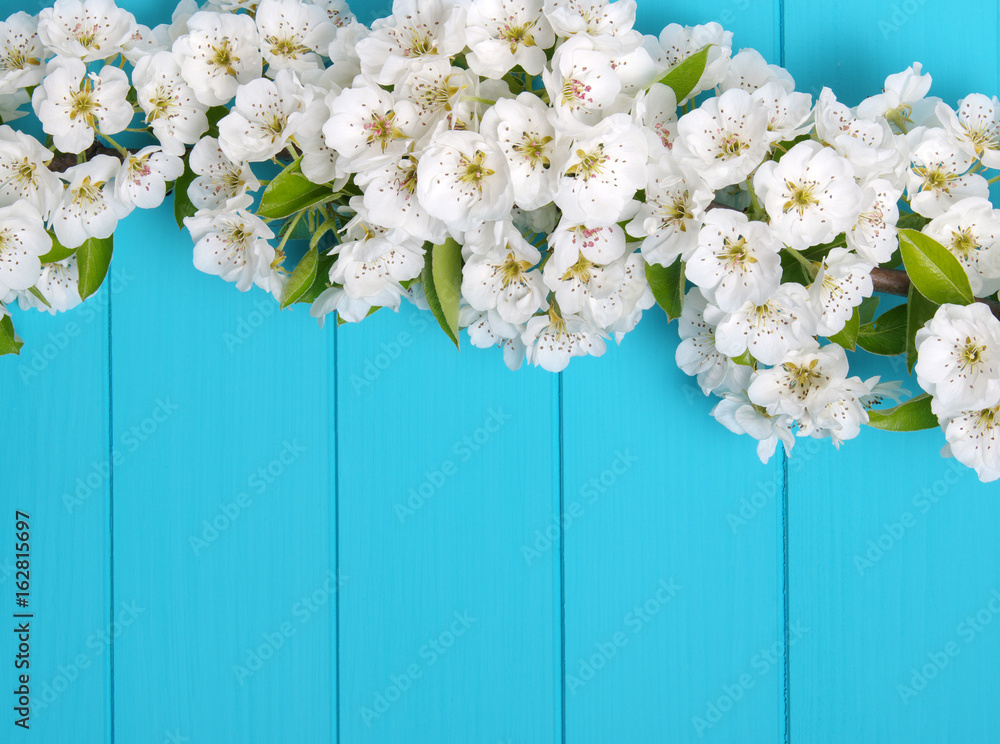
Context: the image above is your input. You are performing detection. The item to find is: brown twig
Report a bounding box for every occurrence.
[871,267,1000,320]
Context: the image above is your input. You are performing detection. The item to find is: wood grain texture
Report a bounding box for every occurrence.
[561,4,786,743]
[783,1,1000,740]
[1,295,111,744]
[108,203,335,743]
[336,304,560,744]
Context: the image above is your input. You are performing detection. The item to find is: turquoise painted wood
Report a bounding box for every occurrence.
[2,1,999,743]
[1,290,111,744]
[783,2,1000,740]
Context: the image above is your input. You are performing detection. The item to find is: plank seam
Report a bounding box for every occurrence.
[107,285,115,744]
[557,372,566,744]
[332,321,341,744]
[781,447,790,744]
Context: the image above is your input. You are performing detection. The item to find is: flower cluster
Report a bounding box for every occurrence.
[2,0,1000,481]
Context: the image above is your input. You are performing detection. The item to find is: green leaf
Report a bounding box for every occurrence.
[906,284,939,373]
[827,306,860,351]
[38,231,75,263]
[421,239,463,348]
[731,350,756,367]
[258,157,335,220]
[173,160,197,230]
[866,393,939,432]
[644,258,685,321]
[296,253,335,306]
[0,314,23,356]
[280,245,319,309]
[28,286,50,308]
[897,210,930,232]
[899,228,975,305]
[75,235,113,300]
[858,296,880,325]
[309,217,339,252]
[655,45,710,103]
[857,303,908,356]
[205,105,228,139]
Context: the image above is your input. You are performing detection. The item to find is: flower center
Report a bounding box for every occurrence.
[783,358,821,391]
[211,41,239,76]
[498,20,537,53]
[126,155,152,181]
[974,406,1000,429]
[363,111,405,152]
[457,150,494,191]
[783,181,819,215]
[561,78,594,107]
[69,78,98,124]
[403,29,435,56]
[499,251,532,287]
[266,34,310,60]
[565,145,607,181]
[561,255,595,283]
[71,21,100,50]
[959,337,987,369]
[915,165,958,193]
[949,228,979,257]
[718,132,747,159]
[71,176,104,207]
[719,236,756,268]
[511,133,552,169]
[146,85,177,122]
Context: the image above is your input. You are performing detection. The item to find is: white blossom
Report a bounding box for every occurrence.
[553,112,647,227]
[522,310,606,371]
[174,11,262,107]
[676,88,769,190]
[754,140,863,249]
[846,178,901,264]
[941,406,1000,482]
[675,287,741,395]
[132,50,209,156]
[922,197,1000,296]
[50,155,122,248]
[937,94,1000,169]
[256,0,336,74]
[217,70,307,162]
[415,129,513,232]
[809,247,875,337]
[184,194,276,292]
[714,282,816,365]
[0,202,50,291]
[686,209,782,313]
[114,145,184,213]
[355,0,468,86]
[480,92,560,211]
[915,302,1000,416]
[188,136,260,211]
[0,126,62,218]
[466,0,554,78]
[907,129,988,218]
[37,0,137,63]
[0,12,45,96]
[32,57,133,154]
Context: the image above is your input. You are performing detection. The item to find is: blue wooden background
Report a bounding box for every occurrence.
[3,0,999,742]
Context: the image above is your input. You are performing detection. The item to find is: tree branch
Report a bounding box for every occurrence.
[872,267,1000,320]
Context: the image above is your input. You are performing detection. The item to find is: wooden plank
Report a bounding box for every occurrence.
[561,4,785,741]
[1,294,110,743]
[336,305,560,744]
[108,202,335,742]
[784,1,1000,738]
[562,309,786,743]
